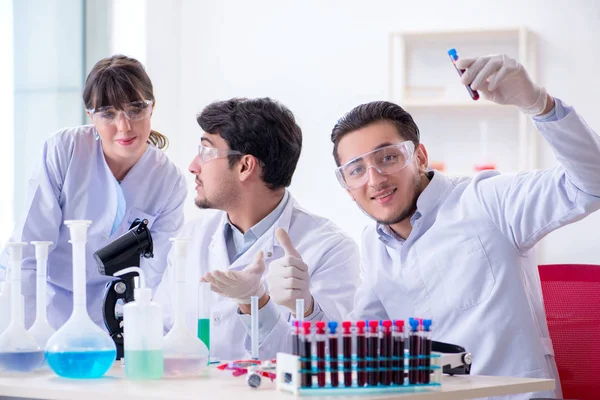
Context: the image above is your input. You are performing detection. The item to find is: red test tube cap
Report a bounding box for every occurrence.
[356,320,366,334]
[368,320,379,333]
[315,321,326,333]
[342,321,352,334]
[302,321,312,335]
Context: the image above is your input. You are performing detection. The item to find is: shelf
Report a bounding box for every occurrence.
[392,27,525,41]
[401,99,506,109]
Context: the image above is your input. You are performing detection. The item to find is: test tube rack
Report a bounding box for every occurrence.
[276,352,441,395]
[276,318,441,396]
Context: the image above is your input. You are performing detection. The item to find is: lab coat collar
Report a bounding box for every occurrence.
[414,171,454,218]
[208,190,296,269]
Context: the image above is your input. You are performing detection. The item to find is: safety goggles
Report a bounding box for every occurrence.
[197,143,244,164]
[87,99,153,126]
[335,141,415,190]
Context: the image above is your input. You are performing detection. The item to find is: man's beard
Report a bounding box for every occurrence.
[360,170,422,226]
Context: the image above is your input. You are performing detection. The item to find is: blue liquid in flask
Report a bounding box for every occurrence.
[46,350,116,378]
[0,351,45,372]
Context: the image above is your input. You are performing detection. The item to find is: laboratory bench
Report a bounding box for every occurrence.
[0,364,554,400]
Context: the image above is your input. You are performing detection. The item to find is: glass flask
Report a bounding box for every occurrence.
[28,241,56,349]
[163,238,208,377]
[45,220,116,378]
[0,242,44,373]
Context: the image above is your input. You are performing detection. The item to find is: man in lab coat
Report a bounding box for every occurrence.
[154,97,360,360]
[331,54,600,398]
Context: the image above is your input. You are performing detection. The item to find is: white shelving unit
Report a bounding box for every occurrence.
[388,27,538,176]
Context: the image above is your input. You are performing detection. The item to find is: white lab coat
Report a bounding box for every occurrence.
[0,125,187,329]
[154,193,360,360]
[351,104,600,399]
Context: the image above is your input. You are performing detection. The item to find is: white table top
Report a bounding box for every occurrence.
[0,364,554,400]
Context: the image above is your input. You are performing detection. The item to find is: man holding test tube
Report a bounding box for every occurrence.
[330,53,600,399]
[154,97,360,361]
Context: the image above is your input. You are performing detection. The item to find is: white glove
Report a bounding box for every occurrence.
[456,54,548,116]
[200,251,266,304]
[266,228,313,316]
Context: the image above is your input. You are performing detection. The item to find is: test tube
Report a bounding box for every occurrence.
[296,298,304,322]
[342,321,352,387]
[421,319,432,384]
[408,318,420,384]
[315,321,326,387]
[392,320,405,385]
[367,320,379,386]
[448,48,480,101]
[380,320,392,386]
[251,296,259,360]
[300,321,312,387]
[197,282,211,354]
[328,321,339,387]
[292,320,300,356]
[356,321,366,387]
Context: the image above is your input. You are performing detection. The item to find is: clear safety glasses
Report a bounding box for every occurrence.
[197,143,244,164]
[335,141,415,190]
[87,99,154,126]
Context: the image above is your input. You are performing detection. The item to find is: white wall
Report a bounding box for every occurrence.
[142,0,598,264]
[0,0,14,246]
[20,0,597,264]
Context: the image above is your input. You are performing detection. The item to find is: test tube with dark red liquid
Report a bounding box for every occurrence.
[421,319,432,384]
[315,321,326,387]
[392,320,405,385]
[448,48,480,101]
[292,320,300,356]
[408,318,420,384]
[300,321,312,387]
[356,321,367,387]
[328,321,339,387]
[367,320,379,386]
[342,321,352,387]
[380,320,392,386]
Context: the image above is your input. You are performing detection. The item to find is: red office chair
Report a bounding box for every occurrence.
[538,264,600,400]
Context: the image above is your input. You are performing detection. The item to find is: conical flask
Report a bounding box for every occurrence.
[45,220,116,378]
[163,238,208,377]
[0,242,44,373]
[28,241,55,348]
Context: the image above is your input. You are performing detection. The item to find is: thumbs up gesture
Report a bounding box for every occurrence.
[266,228,314,316]
[200,251,267,304]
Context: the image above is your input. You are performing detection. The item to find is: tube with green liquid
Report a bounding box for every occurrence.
[197,282,211,361]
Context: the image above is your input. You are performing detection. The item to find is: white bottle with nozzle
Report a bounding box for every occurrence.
[114,266,163,380]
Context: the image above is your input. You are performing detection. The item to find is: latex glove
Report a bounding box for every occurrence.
[455,54,548,115]
[266,228,313,316]
[200,251,266,304]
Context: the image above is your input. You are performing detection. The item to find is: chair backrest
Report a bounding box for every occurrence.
[538,264,600,400]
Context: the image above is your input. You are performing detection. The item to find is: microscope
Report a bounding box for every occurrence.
[93,219,154,359]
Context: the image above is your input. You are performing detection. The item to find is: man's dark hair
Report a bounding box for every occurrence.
[331,101,420,166]
[197,97,302,190]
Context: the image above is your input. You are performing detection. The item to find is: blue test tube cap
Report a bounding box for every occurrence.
[328,321,338,334]
[423,319,432,331]
[448,48,458,60]
[409,318,419,331]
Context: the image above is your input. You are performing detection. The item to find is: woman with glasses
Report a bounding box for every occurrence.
[0,55,186,331]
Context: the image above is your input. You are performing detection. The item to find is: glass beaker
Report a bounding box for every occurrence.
[0,242,45,373]
[45,220,116,379]
[163,238,208,377]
